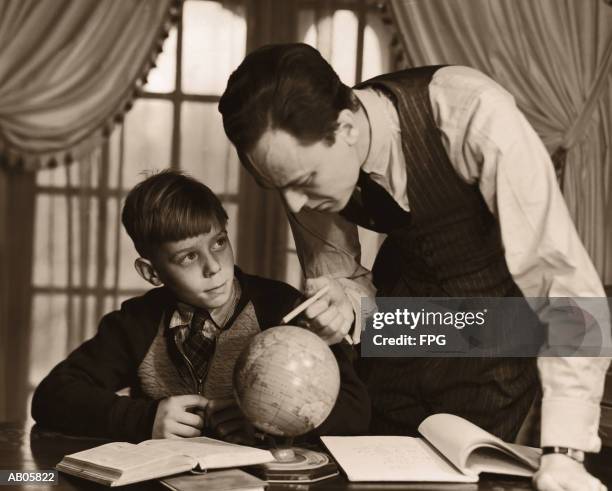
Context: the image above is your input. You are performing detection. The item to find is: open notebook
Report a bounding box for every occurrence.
[322,413,541,482]
[56,436,274,486]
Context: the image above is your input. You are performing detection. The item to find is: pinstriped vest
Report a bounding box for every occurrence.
[349,67,538,440]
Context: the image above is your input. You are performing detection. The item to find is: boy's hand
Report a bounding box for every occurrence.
[206,398,255,445]
[303,276,354,345]
[534,454,606,491]
[152,394,208,439]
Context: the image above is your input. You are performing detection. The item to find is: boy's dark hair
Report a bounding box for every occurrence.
[218,43,358,161]
[121,170,228,258]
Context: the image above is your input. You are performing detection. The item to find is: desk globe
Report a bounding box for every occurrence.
[233,325,340,438]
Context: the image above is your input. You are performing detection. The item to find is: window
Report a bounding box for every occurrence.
[284,0,393,287]
[28,0,393,403]
[30,0,247,393]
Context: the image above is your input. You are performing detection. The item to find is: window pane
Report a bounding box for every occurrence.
[69,196,99,288]
[118,224,151,291]
[33,195,68,287]
[144,27,177,93]
[298,9,358,86]
[108,125,123,190]
[362,12,393,81]
[123,99,173,189]
[105,197,120,289]
[298,9,316,46]
[182,1,246,95]
[37,165,67,187]
[29,294,69,386]
[330,10,358,86]
[180,102,239,194]
[34,194,99,288]
[34,193,105,289]
[224,202,238,257]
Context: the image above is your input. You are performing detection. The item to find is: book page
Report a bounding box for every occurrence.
[465,445,537,477]
[63,442,178,474]
[418,414,540,475]
[139,437,274,470]
[321,436,477,482]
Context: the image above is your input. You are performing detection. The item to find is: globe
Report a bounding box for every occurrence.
[233,325,341,437]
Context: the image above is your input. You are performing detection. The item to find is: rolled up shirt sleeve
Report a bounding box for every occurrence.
[287,205,376,344]
[440,68,611,452]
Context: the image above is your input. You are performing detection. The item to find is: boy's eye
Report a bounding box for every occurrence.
[212,236,227,251]
[179,252,198,265]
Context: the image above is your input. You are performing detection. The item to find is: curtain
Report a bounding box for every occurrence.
[386,0,612,284]
[235,0,297,282]
[0,0,177,421]
[0,165,36,422]
[0,0,177,170]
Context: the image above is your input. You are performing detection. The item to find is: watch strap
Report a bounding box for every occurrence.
[541,446,585,463]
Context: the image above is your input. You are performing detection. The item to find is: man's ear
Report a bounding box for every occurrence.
[336,109,360,146]
[135,258,163,286]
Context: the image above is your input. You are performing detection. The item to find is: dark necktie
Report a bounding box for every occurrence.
[181,309,218,382]
[339,169,411,234]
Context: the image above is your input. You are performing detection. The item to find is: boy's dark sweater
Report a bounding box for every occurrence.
[32,268,370,442]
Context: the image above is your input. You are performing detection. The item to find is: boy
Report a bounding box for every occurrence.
[32,170,370,443]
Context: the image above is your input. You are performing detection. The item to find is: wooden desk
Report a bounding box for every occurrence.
[1,422,611,490]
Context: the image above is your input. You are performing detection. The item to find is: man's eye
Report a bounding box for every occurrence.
[301,173,314,186]
[179,252,197,265]
[212,236,227,250]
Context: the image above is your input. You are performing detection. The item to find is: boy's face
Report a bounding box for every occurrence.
[143,222,235,310]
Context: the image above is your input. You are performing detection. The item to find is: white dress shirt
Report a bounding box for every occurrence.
[288,65,611,452]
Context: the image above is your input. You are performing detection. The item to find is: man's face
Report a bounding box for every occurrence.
[247,127,361,214]
[148,223,235,310]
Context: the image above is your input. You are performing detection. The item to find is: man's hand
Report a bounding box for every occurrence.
[534,454,606,491]
[205,398,255,445]
[152,394,208,439]
[303,276,354,345]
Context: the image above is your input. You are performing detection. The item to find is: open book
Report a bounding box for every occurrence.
[321,413,541,482]
[56,436,275,487]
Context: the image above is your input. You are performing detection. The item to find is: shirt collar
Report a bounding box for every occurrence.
[353,87,400,177]
[168,278,240,330]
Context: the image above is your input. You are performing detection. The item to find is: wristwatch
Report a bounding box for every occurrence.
[541,446,585,463]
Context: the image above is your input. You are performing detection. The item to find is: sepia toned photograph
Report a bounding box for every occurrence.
[0,0,611,489]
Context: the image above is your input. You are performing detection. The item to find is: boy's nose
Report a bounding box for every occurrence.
[202,257,221,277]
[282,189,308,213]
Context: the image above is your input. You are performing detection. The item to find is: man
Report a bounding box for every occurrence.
[219,43,610,491]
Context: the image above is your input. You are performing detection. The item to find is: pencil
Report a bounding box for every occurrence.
[281,285,354,344]
[281,285,330,324]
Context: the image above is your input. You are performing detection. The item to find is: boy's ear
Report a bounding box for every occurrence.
[134,258,163,286]
[336,109,359,146]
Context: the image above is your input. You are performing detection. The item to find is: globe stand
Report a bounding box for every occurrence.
[255,435,339,484]
[269,437,296,462]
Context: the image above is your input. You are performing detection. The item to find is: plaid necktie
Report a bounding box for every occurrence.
[182,309,218,382]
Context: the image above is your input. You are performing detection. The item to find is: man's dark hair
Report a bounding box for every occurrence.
[121,170,228,258]
[218,43,358,159]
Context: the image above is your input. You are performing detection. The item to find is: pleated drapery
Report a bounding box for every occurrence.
[386,0,612,283]
[0,0,178,170]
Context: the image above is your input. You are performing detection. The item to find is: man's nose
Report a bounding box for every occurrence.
[282,189,308,213]
[202,255,221,277]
